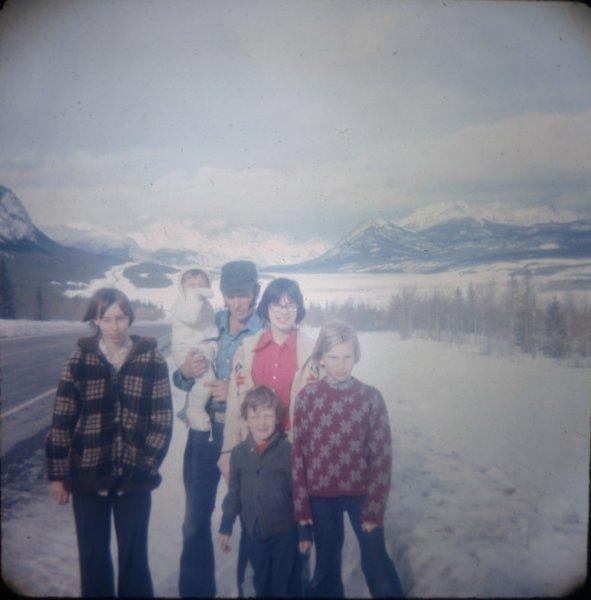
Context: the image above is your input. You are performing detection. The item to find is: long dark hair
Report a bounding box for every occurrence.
[82,288,135,335]
[257,278,306,325]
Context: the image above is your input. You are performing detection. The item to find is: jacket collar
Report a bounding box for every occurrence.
[245,429,284,455]
[216,308,265,339]
[78,334,156,360]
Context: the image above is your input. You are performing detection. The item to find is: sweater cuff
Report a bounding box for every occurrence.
[173,369,195,391]
[361,504,386,527]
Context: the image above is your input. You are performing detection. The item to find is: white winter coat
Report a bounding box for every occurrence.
[171,286,218,431]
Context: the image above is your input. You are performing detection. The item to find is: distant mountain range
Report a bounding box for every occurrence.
[274,216,591,273]
[2,185,591,286]
[0,185,116,285]
[44,218,330,268]
[394,200,580,231]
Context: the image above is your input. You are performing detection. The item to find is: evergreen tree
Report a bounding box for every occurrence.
[400,287,415,339]
[504,276,519,342]
[0,256,16,319]
[35,284,45,320]
[466,282,477,335]
[543,299,568,358]
[514,271,536,355]
[429,289,442,341]
[451,287,463,339]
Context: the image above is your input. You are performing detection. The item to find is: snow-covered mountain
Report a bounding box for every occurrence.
[44,223,149,261]
[0,186,40,244]
[396,201,580,231]
[280,213,591,273]
[0,187,118,292]
[4,185,590,281]
[48,220,331,268]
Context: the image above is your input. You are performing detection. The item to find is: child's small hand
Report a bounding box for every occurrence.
[361,521,378,533]
[219,533,231,553]
[50,481,70,505]
[299,540,312,554]
[298,519,313,526]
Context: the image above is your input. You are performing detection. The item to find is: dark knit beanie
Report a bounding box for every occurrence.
[220,260,258,294]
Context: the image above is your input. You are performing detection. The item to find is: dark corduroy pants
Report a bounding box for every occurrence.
[72,490,153,598]
[306,495,404,599]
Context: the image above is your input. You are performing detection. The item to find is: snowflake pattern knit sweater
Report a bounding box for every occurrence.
[291,376,392,525]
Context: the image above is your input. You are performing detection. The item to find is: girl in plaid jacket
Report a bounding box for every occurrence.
[46,288,173,598]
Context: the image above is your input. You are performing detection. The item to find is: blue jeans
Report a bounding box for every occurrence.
[72,491,153,598]
[178,423,223,598]
[307,496,404,599]
[245,525,302,598]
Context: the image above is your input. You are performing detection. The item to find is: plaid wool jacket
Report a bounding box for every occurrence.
[46,335,173,493]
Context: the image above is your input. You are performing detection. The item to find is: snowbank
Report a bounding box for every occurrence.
[0,319,88,338]
[0,319,169,339]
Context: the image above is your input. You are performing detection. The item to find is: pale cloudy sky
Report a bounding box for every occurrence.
[1,0,590,241]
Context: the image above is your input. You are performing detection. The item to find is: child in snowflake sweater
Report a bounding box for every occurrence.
[291,320,404,598]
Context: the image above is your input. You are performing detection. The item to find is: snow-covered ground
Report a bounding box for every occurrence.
[0,319,169,339]
[0,318,88,338]
[1,331,588,597]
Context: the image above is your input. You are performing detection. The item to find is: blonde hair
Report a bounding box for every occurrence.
[312,319,361,364]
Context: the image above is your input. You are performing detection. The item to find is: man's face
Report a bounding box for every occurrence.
[223,290,255,323]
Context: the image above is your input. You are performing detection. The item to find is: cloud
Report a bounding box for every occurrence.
[6,106,591,240]
[0,148,157,184]
[413,109,591,181]
[350,108,591,206]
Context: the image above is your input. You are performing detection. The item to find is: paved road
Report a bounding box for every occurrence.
[0,323,171,457]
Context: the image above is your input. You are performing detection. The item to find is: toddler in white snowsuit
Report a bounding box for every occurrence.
[171,268,218,435]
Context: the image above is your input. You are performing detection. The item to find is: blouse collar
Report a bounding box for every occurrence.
[254,327,298,352]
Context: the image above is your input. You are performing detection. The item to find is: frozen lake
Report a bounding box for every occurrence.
[63,258,591,314]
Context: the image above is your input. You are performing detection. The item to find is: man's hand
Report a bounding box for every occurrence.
[180,349,208,379]
[361,521,378,533]
[218,453,230,483]
[219,533,231,553]
[50,481,70,505]
[203,380,229,402]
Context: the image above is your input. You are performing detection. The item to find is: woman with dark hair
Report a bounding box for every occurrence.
[218,277,322,596]
[45,287,173,598]
[219,277,322,470]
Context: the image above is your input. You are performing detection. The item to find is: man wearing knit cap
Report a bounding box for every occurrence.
[174,260,264,598]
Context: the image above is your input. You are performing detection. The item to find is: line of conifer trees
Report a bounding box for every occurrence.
[305,274,591,363]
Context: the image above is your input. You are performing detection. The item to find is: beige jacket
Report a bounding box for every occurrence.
[221,328,323,454]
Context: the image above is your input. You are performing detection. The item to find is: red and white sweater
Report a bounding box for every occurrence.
[291,377,392,525]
